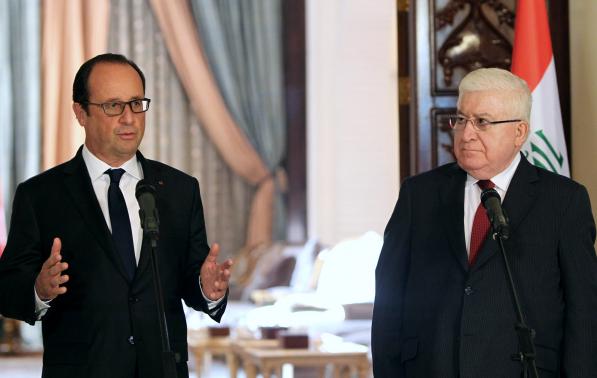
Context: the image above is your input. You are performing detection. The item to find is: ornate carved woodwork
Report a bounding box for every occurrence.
[436,0,514,92]
[401,0,570,178]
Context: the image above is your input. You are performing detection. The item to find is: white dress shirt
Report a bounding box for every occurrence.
[82,145,144,263]
[463,153,521,256]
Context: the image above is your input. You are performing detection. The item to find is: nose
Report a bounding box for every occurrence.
[119,103,135,124]
[460,119,477,141]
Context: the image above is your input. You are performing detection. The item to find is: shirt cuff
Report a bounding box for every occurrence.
[34,288,51,320]
[199,278,225,311]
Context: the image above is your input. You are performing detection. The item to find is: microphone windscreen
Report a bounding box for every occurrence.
[135,179,156,199]
[480,188,501,207]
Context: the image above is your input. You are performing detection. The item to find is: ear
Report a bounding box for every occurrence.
[72,102,87,127]
[514,121,529,147]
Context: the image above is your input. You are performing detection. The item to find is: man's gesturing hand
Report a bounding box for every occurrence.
[35,238,69,301]
[200,243,233,301]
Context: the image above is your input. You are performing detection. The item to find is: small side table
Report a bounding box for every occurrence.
[233,339,370,378]
[188,330,237,378]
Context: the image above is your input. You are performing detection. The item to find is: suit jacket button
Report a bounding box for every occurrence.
[129,296,139,303]
[464,286,473,295]
[128,336,135,345]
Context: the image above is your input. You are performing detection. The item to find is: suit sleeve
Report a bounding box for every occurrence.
[180,178,227,321]
[372,178,413,377]
[0,184,43,324]
[558,184,597,376]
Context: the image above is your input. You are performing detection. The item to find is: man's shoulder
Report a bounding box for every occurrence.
[402,162,461,186]
[520,158,584,192]
[142,158,198,185]
[17,158,76,190]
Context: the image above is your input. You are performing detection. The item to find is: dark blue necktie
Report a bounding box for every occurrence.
[106,169,136,280]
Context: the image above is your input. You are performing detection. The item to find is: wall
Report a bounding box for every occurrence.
[306,0,399,245]
[570,1,597,226]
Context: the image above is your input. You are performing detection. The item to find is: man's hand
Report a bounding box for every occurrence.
[200,243,233,301]
[35,238,69,301]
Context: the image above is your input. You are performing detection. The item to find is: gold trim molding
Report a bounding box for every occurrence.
[397,0,409,12]
[399,76,411,105]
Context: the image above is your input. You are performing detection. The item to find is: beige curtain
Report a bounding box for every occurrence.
[107,0,254,260]
[41,0,109,169]
[150,0,276,248]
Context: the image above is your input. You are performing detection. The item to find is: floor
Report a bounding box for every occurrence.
[0,354,235,378]
[0,354,338,378]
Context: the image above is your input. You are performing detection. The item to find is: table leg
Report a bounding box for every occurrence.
[261,362,276,378]
[193,347,205,377]
[244,361,257,378]
[226,351,238,378]
[341,365,353,378]
[316,365,326,378]
[357,360,370,378]
[331,364,341,378]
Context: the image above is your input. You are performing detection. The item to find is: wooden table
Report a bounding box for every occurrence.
[232,339,370,378]
[188,331,237,378]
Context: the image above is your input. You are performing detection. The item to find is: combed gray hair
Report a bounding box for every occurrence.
[457,68,532,123]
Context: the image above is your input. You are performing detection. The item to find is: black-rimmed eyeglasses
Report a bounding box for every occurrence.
[448,115,521,132]
[84,98,151,116]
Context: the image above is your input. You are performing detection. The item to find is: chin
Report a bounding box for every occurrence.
[457,159,485,173]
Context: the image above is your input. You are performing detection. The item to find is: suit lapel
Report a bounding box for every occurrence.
[135,152,162,280]
[501,156,539,232]
[62,147,131,282]
[473,155,539,270]
[440,165,469,273]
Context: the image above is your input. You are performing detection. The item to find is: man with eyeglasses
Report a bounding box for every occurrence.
[372,68,597,377]
[0,53,233,378]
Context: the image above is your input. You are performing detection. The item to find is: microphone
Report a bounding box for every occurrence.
[135,180,160,238]
[480,188,510,240]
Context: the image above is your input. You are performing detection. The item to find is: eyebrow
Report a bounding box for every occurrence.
[98,96,144,102]
[456,111,494,118]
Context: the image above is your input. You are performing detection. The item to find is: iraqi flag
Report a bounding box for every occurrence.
[511,0,570,177]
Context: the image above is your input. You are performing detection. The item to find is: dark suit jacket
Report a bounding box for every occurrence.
[0,147,226,378]
[372,155,597,378]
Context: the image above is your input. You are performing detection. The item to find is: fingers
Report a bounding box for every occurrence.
[221,258,233,270]
[49,273,70,287]
[43,238,63,268]
[217,259,233,279]
[48,260,69,276]
[35,237,69,301]
[217,262,232,279]
[51,237,62,256]
[207,243,220,261]
[200,244,233,300]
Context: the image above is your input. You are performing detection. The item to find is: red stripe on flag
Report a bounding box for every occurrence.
[511,0,553,91]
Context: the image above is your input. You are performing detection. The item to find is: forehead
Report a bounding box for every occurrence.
[457,90,512,115]
[87,62,144,100]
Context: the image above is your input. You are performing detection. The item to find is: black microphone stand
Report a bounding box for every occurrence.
[140,208,178,378]
[491,224,539,378]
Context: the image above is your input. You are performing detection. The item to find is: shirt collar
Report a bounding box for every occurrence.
[82,145,142,181]
[465,152,521,193]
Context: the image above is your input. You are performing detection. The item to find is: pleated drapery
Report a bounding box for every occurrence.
[107,0,253,259]
[0,0,41,216]
[190,0,288,240]
[41,0,110,169]
[150,0,285,248]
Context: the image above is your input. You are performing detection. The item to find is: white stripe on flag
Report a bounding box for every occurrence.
[521,58,570,177]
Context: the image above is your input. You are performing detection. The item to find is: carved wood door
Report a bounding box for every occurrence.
[399,0,570,179]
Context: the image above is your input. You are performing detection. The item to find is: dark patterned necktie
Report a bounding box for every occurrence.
[469,180,495,266]
[106,169,136,280]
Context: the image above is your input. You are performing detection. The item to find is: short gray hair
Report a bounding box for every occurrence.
[458,68,532,123]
